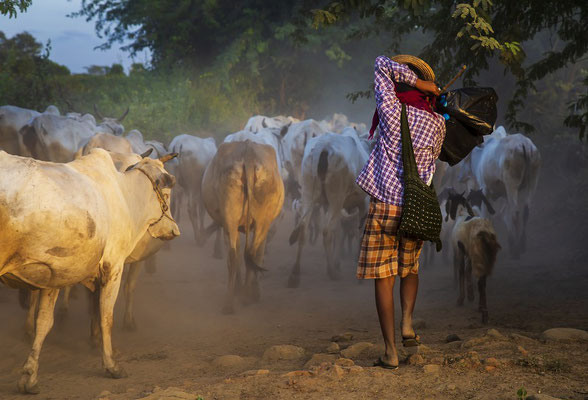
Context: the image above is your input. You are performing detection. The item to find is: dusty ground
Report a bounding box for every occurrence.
[0,144,587,400]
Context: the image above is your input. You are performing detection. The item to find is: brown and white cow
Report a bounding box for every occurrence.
[202,140,284,314]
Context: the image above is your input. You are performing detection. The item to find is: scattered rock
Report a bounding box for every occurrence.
[526,394,562,400]
[485,365,496,373]
[462,336,489,349]
[304,353,338,368]
[443,340,463,350]
[335,358,355,367]
[430,356,444,365]
[340,342,373,358]
[486,328,505,339]
[326,342,340,354]
[331,364,346,378]
[263,345,305,361]
[541,328,588,342]
[446,334,461,343]
[417,344,434,354]
[282,370,311,378]
[510,333,537,345]
[517,345,528,356]
[212,355,245,368]
[330,332,354,342]
[423,364,441,374]
[406,354,425,366]
[98,390,112,399]
[447,384,456,391]
[484,357,499,367]
[242,369,270,377]
[413,318,427,329]
[346,365,363,374]
[309,362,346,379]
[137,387,199,400]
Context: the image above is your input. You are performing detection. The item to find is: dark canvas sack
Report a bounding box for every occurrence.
[396,104,443,251]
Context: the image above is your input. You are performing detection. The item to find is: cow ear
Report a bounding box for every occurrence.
[125,162,138,172]
[262,118,268,128]
[140,148,153,158]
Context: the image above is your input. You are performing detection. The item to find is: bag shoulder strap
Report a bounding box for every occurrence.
[400,103,419,178]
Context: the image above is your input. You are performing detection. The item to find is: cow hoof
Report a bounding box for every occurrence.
[105,365,128,379]
[17,374,39,394]
[287,274,300,288]
[123,318,137,332]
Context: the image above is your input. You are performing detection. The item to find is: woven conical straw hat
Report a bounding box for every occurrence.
[391,54,435,82]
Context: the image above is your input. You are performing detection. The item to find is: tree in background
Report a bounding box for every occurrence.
[310,0,588,138]
[0,0,31,18]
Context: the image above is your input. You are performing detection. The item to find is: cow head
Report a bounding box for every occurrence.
[445,188,475,220]
[94,104,128,136]
[126,153,180,240]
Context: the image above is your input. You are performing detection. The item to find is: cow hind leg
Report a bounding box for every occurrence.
[18,289,59,394]
[99,266,127,379]
[478,276,488,324]
[244,224,270,303]
[288,222,306,288]
[223,229,240,314]
[123,262,142,331]
[24,290,39,342]
[89,285,101,348]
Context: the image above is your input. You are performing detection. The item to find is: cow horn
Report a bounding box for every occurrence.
[140,148,153,158]
[159,153,178,163]
[93,104,104,120]
[125,162,138,172]
[118,107,130,122]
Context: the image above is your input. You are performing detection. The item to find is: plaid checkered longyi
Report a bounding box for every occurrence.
[356,199,424,279]
[356,56,446,206]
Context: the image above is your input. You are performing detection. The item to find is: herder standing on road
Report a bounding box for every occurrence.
[355,55,446,369]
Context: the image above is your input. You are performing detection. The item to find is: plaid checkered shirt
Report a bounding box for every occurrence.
[356,56,446,206]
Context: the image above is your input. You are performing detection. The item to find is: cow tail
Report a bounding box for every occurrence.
[243,160,266,273]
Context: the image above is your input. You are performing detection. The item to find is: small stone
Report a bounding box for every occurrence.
[326,342,340,354]
[462,336,489,348]
[444,340,463,350]
[331,364,345,378]
[304,353,338,368]
[485,365,496,372]
[510,333,537,345]
[406,354,425,366]
[486,328,504,339]
[330,332,354,342]
[446,334,461,343]
[98,390,112,399]
[413,318,427,329]
[335,358,355,367]
[242,369,270,377]
[340,342,373,358]
[484,357,499,367]
[262,345,305,361]
[430,356,444,365]
[541,328,588,342]
[212,355,245,368]
[447,384,456,391]
[517,345,528,356]
[346,365,363,373]
[423,364,441,374]
[526,394,562,400]
[282,370,311,377]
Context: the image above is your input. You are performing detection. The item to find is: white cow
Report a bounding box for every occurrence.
[462,126,541,258]
[125,129,166,158]
[0,149,179,393]
[244,115,298,133]
[288,129,369,287]
[281,119,326,202]
[0,105,41,155]
[168,134,217,245]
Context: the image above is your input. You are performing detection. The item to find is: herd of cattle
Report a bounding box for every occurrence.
[0,104,540,393]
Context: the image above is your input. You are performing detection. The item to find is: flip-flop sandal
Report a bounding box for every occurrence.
[402,333,421,347]
[373,357,399,370]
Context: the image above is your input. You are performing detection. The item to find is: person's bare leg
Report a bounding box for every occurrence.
[400,273,419,339]
[375,276,398,366]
